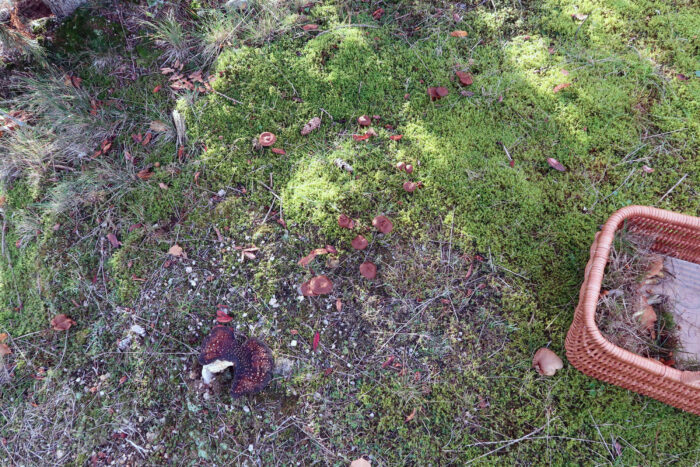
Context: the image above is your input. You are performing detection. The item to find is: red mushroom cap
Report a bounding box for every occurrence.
[436,86,449,97]
[405,164,414,174]
[198,326,243,365]
[338,214,355,229]
[396,161,406,171]
[403,181,417,192]
[359,262,377,279]
[259,132,277,147]
[230,337,275,398]
[456,71,473,86]
[372,215,393,234]
[199,327,275,398]
[357,115,371,126]
[351,235,369,250]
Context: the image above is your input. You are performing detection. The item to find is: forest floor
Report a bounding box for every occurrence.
[1,0,699,465]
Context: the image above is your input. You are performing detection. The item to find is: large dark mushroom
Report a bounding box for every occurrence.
[198,326,274,398]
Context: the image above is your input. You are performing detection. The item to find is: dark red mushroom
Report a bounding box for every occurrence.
[372,215,393,234]
[403,181,417,192]
[405,164,414,174]
[456,71,473,86]
[396,161,406,171]
[198,326,274,398]
[359,262,377,279]
[230,337,275,398]
[258,132,277,147]
[351,235,369,250]
[338,214,355,229]
[357,115,371,126]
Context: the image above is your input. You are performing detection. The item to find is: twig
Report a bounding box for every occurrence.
[500,143,512,162]
[212,89,243,105]
[465,424,546,464]
[588,167,637,212]
[659,173,688,202]
[574,13,591,42]
[0,109,26,127]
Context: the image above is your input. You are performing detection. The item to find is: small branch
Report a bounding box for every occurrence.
[659,173,688,202]
[465,424,546,464]
[212,89,243,105]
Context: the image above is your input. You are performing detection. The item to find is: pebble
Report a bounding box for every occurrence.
[290,340,298,347]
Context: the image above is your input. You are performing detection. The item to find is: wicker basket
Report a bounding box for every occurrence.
[566,205,700,415]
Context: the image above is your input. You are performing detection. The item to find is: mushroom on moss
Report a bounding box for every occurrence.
[351,235,369,250]
[372,215,393,234]
[198,326,274,398]
[301,275,334,296]
[532,348,563,376]
[258,132,277,147]
[359,262,377,279]
[357,115,371,126]
[338,214,355,230]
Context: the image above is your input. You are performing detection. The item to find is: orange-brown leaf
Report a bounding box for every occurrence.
[51,314,76,331]
[450,30,468,37]
[553,82,571,93]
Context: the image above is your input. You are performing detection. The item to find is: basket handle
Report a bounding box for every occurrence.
[681,371,700,386]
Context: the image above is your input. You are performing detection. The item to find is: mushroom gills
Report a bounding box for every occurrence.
[202,359,235,385]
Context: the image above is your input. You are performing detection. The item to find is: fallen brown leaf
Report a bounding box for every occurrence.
[168,244,185,257]
[51,314,76,331]
[553,82,571,93]
[0,343,11,356]
[450,30,468,37]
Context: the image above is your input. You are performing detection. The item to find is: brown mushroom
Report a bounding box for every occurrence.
[302,275,334,296]
[372,215,393,234]
[198,326,274,398]
[532,348,563,376]
[403,181,417,192]
[351,235,369,250]
[359,262,377,279]
[357,115,371,126]
[338,214,355,230]
[258,132,277,147]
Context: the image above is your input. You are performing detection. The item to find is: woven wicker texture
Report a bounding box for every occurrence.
[566,206,700,415]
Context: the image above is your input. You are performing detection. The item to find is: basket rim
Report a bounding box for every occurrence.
[580,205,700,383]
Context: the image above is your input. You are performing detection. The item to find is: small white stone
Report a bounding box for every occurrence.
[243,405,250,413]
[290,340,298,347]
[217,189,226,197]
[248,444,254,453]
[185,266,193,274]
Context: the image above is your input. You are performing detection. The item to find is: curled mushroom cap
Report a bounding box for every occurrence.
[532,348,563,376]
[357,115,371,126]
[198,326,274,397]
[258,132,277,147]
[338,214,355,230]
[372,215,393,234]
[351,235,369,250]
[359,262,377,279]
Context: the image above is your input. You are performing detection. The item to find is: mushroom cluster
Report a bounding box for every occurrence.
[198,326,274,398]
